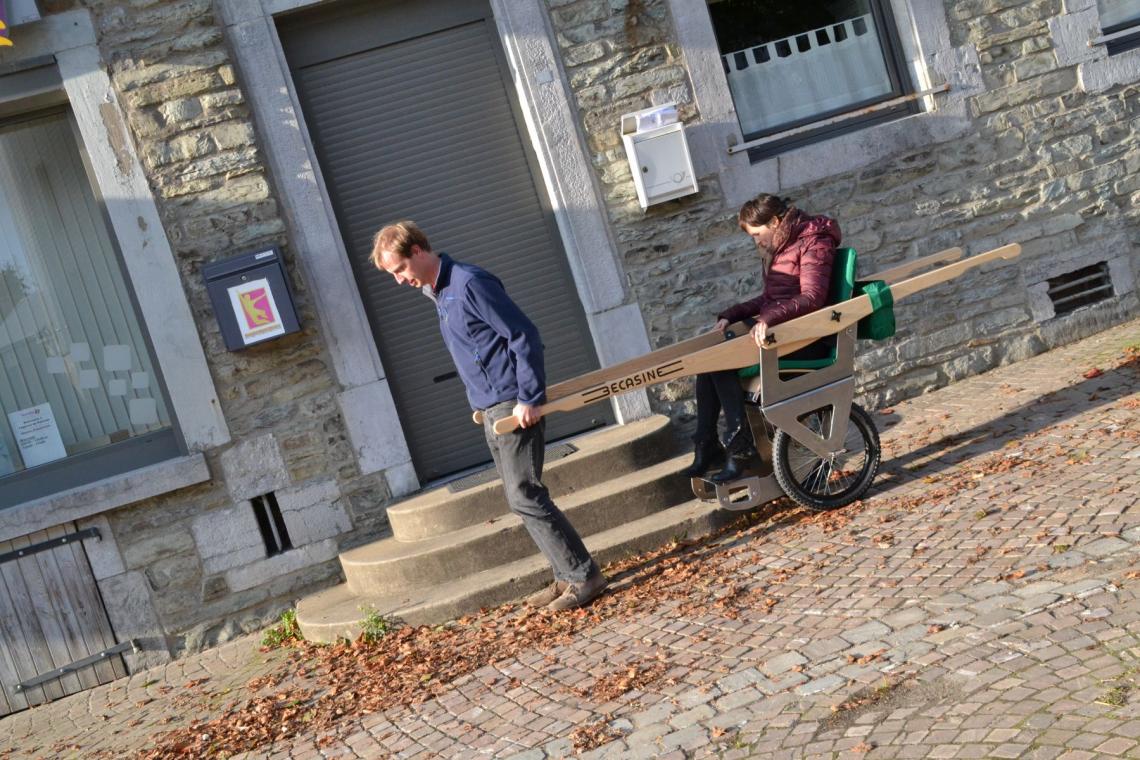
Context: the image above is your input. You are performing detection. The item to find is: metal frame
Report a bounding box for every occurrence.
[691,327,861,511]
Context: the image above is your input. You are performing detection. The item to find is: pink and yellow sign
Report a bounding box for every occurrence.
[227,278,286,345]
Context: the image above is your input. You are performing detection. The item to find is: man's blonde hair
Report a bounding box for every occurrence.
[370,220,431,268]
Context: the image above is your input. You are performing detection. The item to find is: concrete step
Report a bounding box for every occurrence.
[386,415,675,541]
[296,497,736,642]
[341,453,694,595]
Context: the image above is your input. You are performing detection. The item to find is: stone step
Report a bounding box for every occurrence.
[341,453,694,596]
[386,415,675,541]
[296,497,736,642]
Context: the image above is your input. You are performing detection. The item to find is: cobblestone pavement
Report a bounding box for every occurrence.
[3,319,1140,760]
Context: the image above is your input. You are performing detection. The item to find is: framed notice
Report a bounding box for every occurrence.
[8,403,67,469]
[227,278,287,346]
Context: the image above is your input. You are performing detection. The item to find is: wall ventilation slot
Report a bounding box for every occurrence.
[250,492,292,557]
[1047,262,1113,316]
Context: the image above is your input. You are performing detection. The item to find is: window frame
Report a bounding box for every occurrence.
[0,104,184,506]
[705,0,918,161]
[0,10,227,538]
[1099,2,1140,54]
[666,0,982,202]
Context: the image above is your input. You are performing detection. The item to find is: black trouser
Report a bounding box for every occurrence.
[481,401,597,584]
[693,370,752,451]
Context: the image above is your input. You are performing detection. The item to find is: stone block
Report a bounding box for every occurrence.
[339,382,414,477]
[218,434,290,501]
[120,528,197,570]
[842,621,892,645]
[76,514,126,581]
[96,570,171,672]
[795,674,846,696]
[191,503,266,574]
[277,479,352,546]
[761,651,808,677]
[1080,536,1130,557]
[224,538,338,592]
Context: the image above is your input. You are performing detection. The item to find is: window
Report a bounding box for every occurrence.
[1098,0,1140,54]
[0,110,179,504]
[706,0,915,158]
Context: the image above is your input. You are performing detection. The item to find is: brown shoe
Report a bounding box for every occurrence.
[525,580,568,607]
[547,572,608,611]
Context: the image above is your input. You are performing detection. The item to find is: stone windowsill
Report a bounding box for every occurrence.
[0,454,211,543]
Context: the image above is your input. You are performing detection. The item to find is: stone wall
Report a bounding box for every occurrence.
[546,0,1140,424]
[35,0,392,653]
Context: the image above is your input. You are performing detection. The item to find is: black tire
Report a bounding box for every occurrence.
[773,402,880,512]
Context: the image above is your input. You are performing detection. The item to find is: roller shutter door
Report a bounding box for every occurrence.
[279,0,611,481]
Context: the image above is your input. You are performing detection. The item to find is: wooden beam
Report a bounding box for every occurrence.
[490,243,1020,434]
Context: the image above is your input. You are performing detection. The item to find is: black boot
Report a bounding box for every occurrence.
[681,437,726,478]
[710,427,757,483]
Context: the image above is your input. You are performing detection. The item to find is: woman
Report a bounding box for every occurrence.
[683,194,841,482]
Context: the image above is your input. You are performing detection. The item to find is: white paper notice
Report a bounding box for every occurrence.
[70,342,91,362]
[78,369,100,389]
[8,403,68,468]
[227,278,287,345]
[104,345,131,371]
[131,371,149,390]
[129,398,159,426]
[46,356,66,374]
[108,379,127,396]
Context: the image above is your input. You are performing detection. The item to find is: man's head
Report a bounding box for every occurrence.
[370,220,440,289]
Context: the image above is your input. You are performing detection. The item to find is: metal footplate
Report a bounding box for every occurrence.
[691,474,784,512]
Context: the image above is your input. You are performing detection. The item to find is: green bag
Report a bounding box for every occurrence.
[856,280,896,340]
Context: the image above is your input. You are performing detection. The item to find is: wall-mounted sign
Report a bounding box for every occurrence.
[202,248,301,351]
[228,277,288,345]
[8,403,67,469]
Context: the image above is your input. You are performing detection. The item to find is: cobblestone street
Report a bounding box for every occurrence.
[2,319,1139,759]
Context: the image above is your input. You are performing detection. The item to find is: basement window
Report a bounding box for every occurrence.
[1047,262,1114,316]
[250,492,292,557]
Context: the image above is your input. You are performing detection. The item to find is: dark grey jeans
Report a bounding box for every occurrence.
[482,401,596,584]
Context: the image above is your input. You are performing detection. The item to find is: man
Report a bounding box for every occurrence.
[371,221,608,611]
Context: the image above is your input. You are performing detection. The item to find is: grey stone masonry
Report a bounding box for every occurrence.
[544,0,1140,428]
[20,0,394,656]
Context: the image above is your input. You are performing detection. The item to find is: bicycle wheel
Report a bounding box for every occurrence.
[773,402,880,512]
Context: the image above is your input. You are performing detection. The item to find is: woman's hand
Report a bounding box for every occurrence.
[714,318,729,333]
[751,321,768,347]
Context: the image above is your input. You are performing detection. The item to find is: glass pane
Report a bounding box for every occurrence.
[1099,0,1140,28]
[0,112,172,479]
[708,0,896,136]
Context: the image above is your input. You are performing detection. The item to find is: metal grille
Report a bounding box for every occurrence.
[1047,262,1113,316]
[251,492,292,557]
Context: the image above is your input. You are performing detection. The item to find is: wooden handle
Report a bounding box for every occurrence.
[862,246,963,283]
[472,411,484,425]
[493,415,521,435]
[483,243,1019,433]
[764,243,1021,352]
[543,321,751,400]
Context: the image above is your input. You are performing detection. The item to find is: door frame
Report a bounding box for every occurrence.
[217,0,653,496]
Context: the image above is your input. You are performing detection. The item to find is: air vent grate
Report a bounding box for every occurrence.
[1047,262,1113,316]
[251,492,292,557]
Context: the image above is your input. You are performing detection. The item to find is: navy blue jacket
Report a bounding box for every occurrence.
[429,255,546,411]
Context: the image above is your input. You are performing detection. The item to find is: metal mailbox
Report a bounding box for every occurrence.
[202,247,300,351]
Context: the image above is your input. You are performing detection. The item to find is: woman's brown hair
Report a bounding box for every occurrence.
[737,194,794,229]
